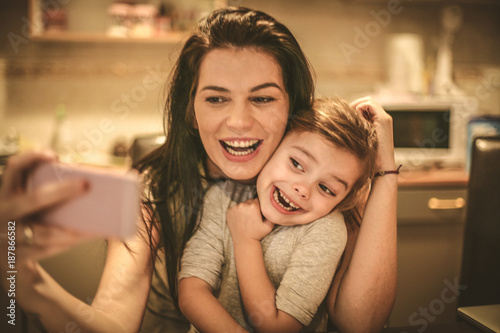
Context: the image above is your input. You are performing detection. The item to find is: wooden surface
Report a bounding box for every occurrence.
[398,168,469,188]
[381,321,483,333]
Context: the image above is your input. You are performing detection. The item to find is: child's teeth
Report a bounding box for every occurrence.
[273,188,299,211]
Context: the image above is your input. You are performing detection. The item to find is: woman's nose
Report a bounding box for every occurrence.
[226,102,254,133]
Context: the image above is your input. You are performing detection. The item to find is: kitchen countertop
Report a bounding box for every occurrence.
[398,168,469,188]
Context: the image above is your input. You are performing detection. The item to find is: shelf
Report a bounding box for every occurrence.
[28,0,222,44]
[30,30,189,44]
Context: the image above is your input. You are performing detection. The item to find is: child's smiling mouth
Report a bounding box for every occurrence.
[273,186,301,212]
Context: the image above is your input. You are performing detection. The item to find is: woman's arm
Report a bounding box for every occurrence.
[16,233,154,332]
[327,97,398,332]
[328,175,398,332]
[0,151,156,332]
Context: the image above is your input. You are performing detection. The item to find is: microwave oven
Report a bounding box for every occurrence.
[382,98,477,168]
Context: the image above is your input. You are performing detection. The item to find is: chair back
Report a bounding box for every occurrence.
[458,136,500,307]
[130,134,165,167]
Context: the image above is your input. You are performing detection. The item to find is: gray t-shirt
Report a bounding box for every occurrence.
[180,180,347,332]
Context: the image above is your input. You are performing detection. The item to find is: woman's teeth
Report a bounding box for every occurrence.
[222,140,260,156]
[273,187,300,211]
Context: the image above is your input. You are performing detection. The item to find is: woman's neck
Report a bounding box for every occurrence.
[206,157,257,185]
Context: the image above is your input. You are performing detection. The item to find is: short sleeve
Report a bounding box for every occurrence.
[275,211,347,326]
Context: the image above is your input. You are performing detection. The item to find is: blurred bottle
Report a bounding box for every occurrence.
[130,4,158,38]
[50,104,73,162]
[43,8,68,33]
[156,2,174,37]
[106,2,133,38]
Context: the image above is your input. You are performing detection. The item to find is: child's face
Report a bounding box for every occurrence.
[256,130,362,226]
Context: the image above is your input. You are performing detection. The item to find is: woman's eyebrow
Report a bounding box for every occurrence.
[250,82,283,92]
[199,85,230,93]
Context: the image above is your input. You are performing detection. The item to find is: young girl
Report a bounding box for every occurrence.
[179,97,378,332]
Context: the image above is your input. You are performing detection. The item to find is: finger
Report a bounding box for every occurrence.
[354,101,388,123]
[9,179,88,220]
[0,150,57,196]
[18,222,94,248]
[19,243,86,261]
[351,101,376,122]
[350,96,372,108]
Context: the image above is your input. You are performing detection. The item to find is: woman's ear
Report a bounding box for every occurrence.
[185,100,199,131]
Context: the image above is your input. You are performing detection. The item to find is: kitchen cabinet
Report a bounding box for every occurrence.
[28,0,227,43]
[389,183,468,328]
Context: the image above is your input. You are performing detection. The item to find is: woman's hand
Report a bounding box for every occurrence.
[351,96,397,171]
[0,150,92,263]
[226,199,274,243]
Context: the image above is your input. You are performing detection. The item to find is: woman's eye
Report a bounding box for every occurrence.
[291,158,303,171]
[319,184,335,196]
[206,97,227,104]
[251,96,275,104]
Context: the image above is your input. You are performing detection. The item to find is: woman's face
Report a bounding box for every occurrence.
[194,48,289,182]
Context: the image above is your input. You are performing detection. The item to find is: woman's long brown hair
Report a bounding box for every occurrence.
[135,7,315,310]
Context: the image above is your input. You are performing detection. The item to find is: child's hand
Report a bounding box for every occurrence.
[351,96,397,171]
[226,199,274,243]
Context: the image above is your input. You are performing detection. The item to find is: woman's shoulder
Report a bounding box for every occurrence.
[210,179,256,203]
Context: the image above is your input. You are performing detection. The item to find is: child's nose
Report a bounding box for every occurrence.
[293,183,310,199]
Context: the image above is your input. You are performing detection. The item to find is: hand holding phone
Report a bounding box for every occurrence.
[27,162,140,239]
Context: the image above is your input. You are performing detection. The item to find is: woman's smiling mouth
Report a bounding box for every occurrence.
[220,139,262,156]
[273,186,301,212]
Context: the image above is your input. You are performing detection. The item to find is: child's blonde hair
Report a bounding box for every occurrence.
[288,97,378,213]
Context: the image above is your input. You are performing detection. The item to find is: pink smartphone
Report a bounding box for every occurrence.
[27,162,140,239]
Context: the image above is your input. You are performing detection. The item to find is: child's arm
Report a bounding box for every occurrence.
[179,277,247,333]
[228,200,345,333]
[227,199,301,333]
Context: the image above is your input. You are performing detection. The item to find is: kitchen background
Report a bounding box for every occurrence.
[0,0,499,332]
[1,0,499,166]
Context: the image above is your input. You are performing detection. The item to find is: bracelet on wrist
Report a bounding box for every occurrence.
[374,164,402,177]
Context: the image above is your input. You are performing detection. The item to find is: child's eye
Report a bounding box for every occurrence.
[251,96,275,104]
[319,184,335,196]
[291,158,303,171]
[206,97,227,104]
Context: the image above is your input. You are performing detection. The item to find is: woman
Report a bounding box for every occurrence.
[0,7,397,333]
